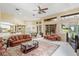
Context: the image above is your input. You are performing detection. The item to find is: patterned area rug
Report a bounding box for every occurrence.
[3,40,59,56]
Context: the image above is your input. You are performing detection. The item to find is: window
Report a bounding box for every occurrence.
[45,24,56,35]
[0,22,13,33]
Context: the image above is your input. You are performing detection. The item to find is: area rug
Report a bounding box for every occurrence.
[3,40,60,56]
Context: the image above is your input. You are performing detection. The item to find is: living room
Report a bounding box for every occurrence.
[0,3,79,56]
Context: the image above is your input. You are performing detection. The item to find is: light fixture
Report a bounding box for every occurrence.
[33,14,35,16]
[16,8,22,15]
[54,19,57,21]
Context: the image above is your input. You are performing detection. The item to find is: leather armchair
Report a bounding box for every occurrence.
[0,37,6,55]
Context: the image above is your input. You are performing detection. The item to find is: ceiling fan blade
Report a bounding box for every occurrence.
[38,6,42,11]
[38,11,42,14]
[16,8,20,11]
[33,10,37,11]
[41,10,46,13]
[42,8,48,10]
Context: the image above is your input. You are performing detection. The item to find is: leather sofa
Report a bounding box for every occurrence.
[0,37,7,55]
[7,35,32,47]
[44,34,61,41]
[0,37,3,48]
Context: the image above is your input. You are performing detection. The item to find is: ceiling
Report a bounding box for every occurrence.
[1,3,79,21]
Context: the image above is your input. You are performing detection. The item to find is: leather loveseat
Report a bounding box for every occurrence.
[44,34,61,41]
[7,35,32,47]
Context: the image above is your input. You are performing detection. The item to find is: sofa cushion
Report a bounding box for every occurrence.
[17,35,20,40]
[12,39,23,43]
[9,39,13,42]
[23,35,26,39]
[0,43,2,48]
[20,35,23,39]
[16,35,19,40]
[11,36,16,41]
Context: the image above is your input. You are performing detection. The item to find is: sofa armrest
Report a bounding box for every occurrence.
[9,39,14,42]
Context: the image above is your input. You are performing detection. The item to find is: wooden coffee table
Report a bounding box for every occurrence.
[20,40,39,54]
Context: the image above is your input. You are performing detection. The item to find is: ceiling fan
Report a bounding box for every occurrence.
[33,6,48,14]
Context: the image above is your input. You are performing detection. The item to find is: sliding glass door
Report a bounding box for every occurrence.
[45,24,56,35]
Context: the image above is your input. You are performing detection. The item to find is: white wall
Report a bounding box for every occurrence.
[25,21,37,34]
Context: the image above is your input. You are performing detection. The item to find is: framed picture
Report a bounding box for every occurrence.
[15,25,25,33]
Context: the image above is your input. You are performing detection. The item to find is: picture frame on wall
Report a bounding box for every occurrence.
[15,25,25,33]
